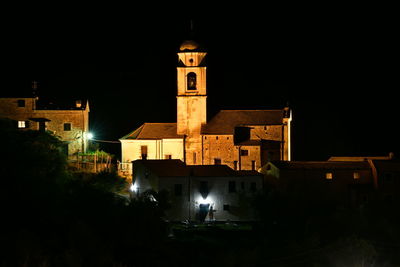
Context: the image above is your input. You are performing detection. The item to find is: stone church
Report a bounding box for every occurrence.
[119,40,292,172]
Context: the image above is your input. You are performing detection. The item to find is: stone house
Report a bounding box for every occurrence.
[261,153,399,208]
[0,96,90,156]
[131,159,263,222]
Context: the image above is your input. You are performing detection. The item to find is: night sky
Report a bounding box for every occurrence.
[2,7,398,160]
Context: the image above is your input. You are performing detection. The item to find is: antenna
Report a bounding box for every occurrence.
[32,80,38,97]
[189,19,195,38]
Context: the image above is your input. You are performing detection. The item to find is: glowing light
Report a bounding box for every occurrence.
[130,183,137,192]
[197,195,213,205]
[86,132,94,140]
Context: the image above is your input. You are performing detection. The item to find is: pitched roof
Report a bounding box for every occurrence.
[202,110,284,135]
[120,123,183,140]
[134,159,261,177]
[272,161,371,170]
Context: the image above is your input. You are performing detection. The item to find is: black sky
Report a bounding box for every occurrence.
[2,6,398,160]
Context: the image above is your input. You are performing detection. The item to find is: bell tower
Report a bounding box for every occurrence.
[177,40,207,165]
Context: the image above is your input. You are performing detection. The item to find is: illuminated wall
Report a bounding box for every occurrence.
[0,97,90,156]
[120,139,184,162]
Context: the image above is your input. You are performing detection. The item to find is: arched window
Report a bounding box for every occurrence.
[187,72,197,90]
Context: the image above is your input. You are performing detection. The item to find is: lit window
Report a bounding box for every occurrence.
[326,173,333,180]
[18,121,26,128]
[353,172,360,179]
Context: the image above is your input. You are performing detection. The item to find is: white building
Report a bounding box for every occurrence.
[132,160,263,222]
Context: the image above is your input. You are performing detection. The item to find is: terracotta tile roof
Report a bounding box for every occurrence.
[120,123,183,140]
[202,110,284,135]
[134,159,261,177]
[272,161,371,170]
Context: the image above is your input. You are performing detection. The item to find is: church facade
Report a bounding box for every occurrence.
[119,40,292,173]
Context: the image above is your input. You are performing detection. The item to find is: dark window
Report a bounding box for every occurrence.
[228,181,236,193]
[216,136,218,140]
[250,182,257,193]
[233,161,238,170]
[199,181,208,195]
[193,152,197,164]
[39,121,46,132]
[187,72,197,90]
[64,123,71,131]
[174,184,183,196]
[251,160,256,170]
[240,149,249,156]
[223,204,230,211]
[17,100,25,107]
[165,154,172,159]
[214,158,221,165]
[141,146,148,160]
[241,181,245,190]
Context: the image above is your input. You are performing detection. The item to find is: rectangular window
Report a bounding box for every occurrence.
[214,158,221,165]
[165,154,172,159]
[326,172,333,180]
[64,123,71,131]
[193,152,197,164]
[18,121,26,128]
[250,182,257,193]
[223,204,230,211]
[240,149,249,156]
[141,146,148,160]
[17,100,25,107]
[200,181,208,195]
[240,181,245,190]
[39,121,46,132]
[353,172,360,179]
[228,181,236,193]
[251,160,256,170]
[174,184,182,196]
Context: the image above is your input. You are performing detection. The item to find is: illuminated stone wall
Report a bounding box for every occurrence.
[120,139,184,163]
[176,51,207,165]
[0,97,89,156]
